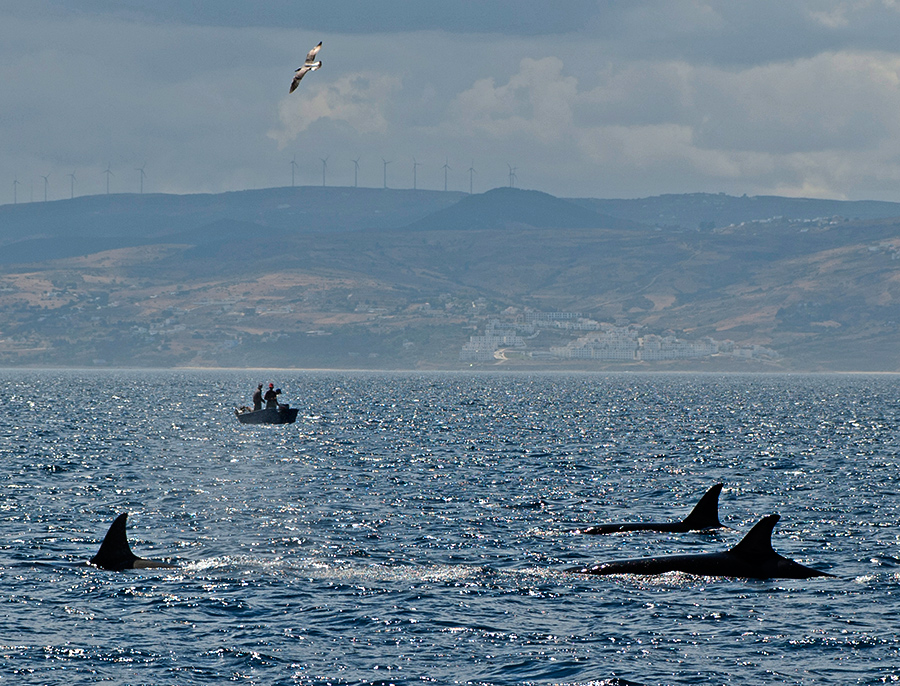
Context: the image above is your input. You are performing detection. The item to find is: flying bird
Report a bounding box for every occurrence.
[290,41,323,93]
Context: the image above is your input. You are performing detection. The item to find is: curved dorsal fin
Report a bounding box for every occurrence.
[679,483,724,530]
[90,512,139,571]
[728,513,780,559]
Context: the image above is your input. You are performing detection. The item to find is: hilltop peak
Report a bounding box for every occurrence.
[406,186,641,231]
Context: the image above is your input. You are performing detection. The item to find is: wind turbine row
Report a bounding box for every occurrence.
[7,164,150,203]
[284,156,492,194]
[8,155,511,204]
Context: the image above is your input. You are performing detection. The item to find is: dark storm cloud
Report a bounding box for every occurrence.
[27,1,900,63]
[41,0,602,35]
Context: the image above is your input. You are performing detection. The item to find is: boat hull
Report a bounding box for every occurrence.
[235,407,299,424]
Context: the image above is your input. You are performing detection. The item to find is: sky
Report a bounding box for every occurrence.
[6,0,900,202]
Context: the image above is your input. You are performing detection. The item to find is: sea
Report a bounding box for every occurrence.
[1,370,897,686]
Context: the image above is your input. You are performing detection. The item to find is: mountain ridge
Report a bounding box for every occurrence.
[2,185,900,370]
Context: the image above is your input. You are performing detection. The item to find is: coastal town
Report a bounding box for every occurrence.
[0,266,779,368]
[460,310,778,364]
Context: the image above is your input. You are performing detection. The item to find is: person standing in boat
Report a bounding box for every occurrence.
[252,383,263,411]
[264,383,280,409]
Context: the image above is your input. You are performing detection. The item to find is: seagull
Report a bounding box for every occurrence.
[290,41,323,93]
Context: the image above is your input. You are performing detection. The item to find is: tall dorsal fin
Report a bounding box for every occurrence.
[90,512,139,571]
[679,483,724,530]
[728,513,780,559]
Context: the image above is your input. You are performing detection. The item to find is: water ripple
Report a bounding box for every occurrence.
[1,370,898,685]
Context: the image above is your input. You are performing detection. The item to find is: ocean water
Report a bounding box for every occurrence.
[1,370,897,685]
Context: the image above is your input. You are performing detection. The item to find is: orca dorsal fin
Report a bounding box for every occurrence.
[90,512,139,571]
[728,513,780,559]
[679,483,724,530]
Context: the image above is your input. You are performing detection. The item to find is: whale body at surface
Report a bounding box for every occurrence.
[579,483,725,535]
[572,514,834,579]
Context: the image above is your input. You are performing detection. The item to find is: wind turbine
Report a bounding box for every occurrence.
[352,157,360,188]
[104,164,113,194]
[412,157,421,190]
[12,178,20,204]
[442,159,451,192]
[320,156,328,187]
[136,164,146,194]
[382,158,392,189]
[507,164,517,188]
[468,162,476,194]
[41,173,51,202]
[67,171,76,199]
[290,156,298,187]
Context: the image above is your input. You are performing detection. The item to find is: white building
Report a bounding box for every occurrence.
[550,326,640,360]
[638,335,718,360]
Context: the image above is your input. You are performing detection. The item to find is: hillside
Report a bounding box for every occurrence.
[2,186,900,370]
[0,186,466,263]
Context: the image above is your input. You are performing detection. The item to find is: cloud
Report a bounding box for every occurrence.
[444,57,578,142]
[587,50,900,197]
[428,43,900,199]
[268,72,402,147]
[571,49,900,154]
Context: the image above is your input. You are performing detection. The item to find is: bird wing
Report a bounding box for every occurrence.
[290,67,310,93]
[305,41,323,63]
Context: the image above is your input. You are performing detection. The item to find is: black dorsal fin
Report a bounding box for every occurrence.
[679,483,724,530]
[90,512,139,571]
[728,513,780,559]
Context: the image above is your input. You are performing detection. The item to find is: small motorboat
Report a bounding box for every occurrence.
[234,405,299,425]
